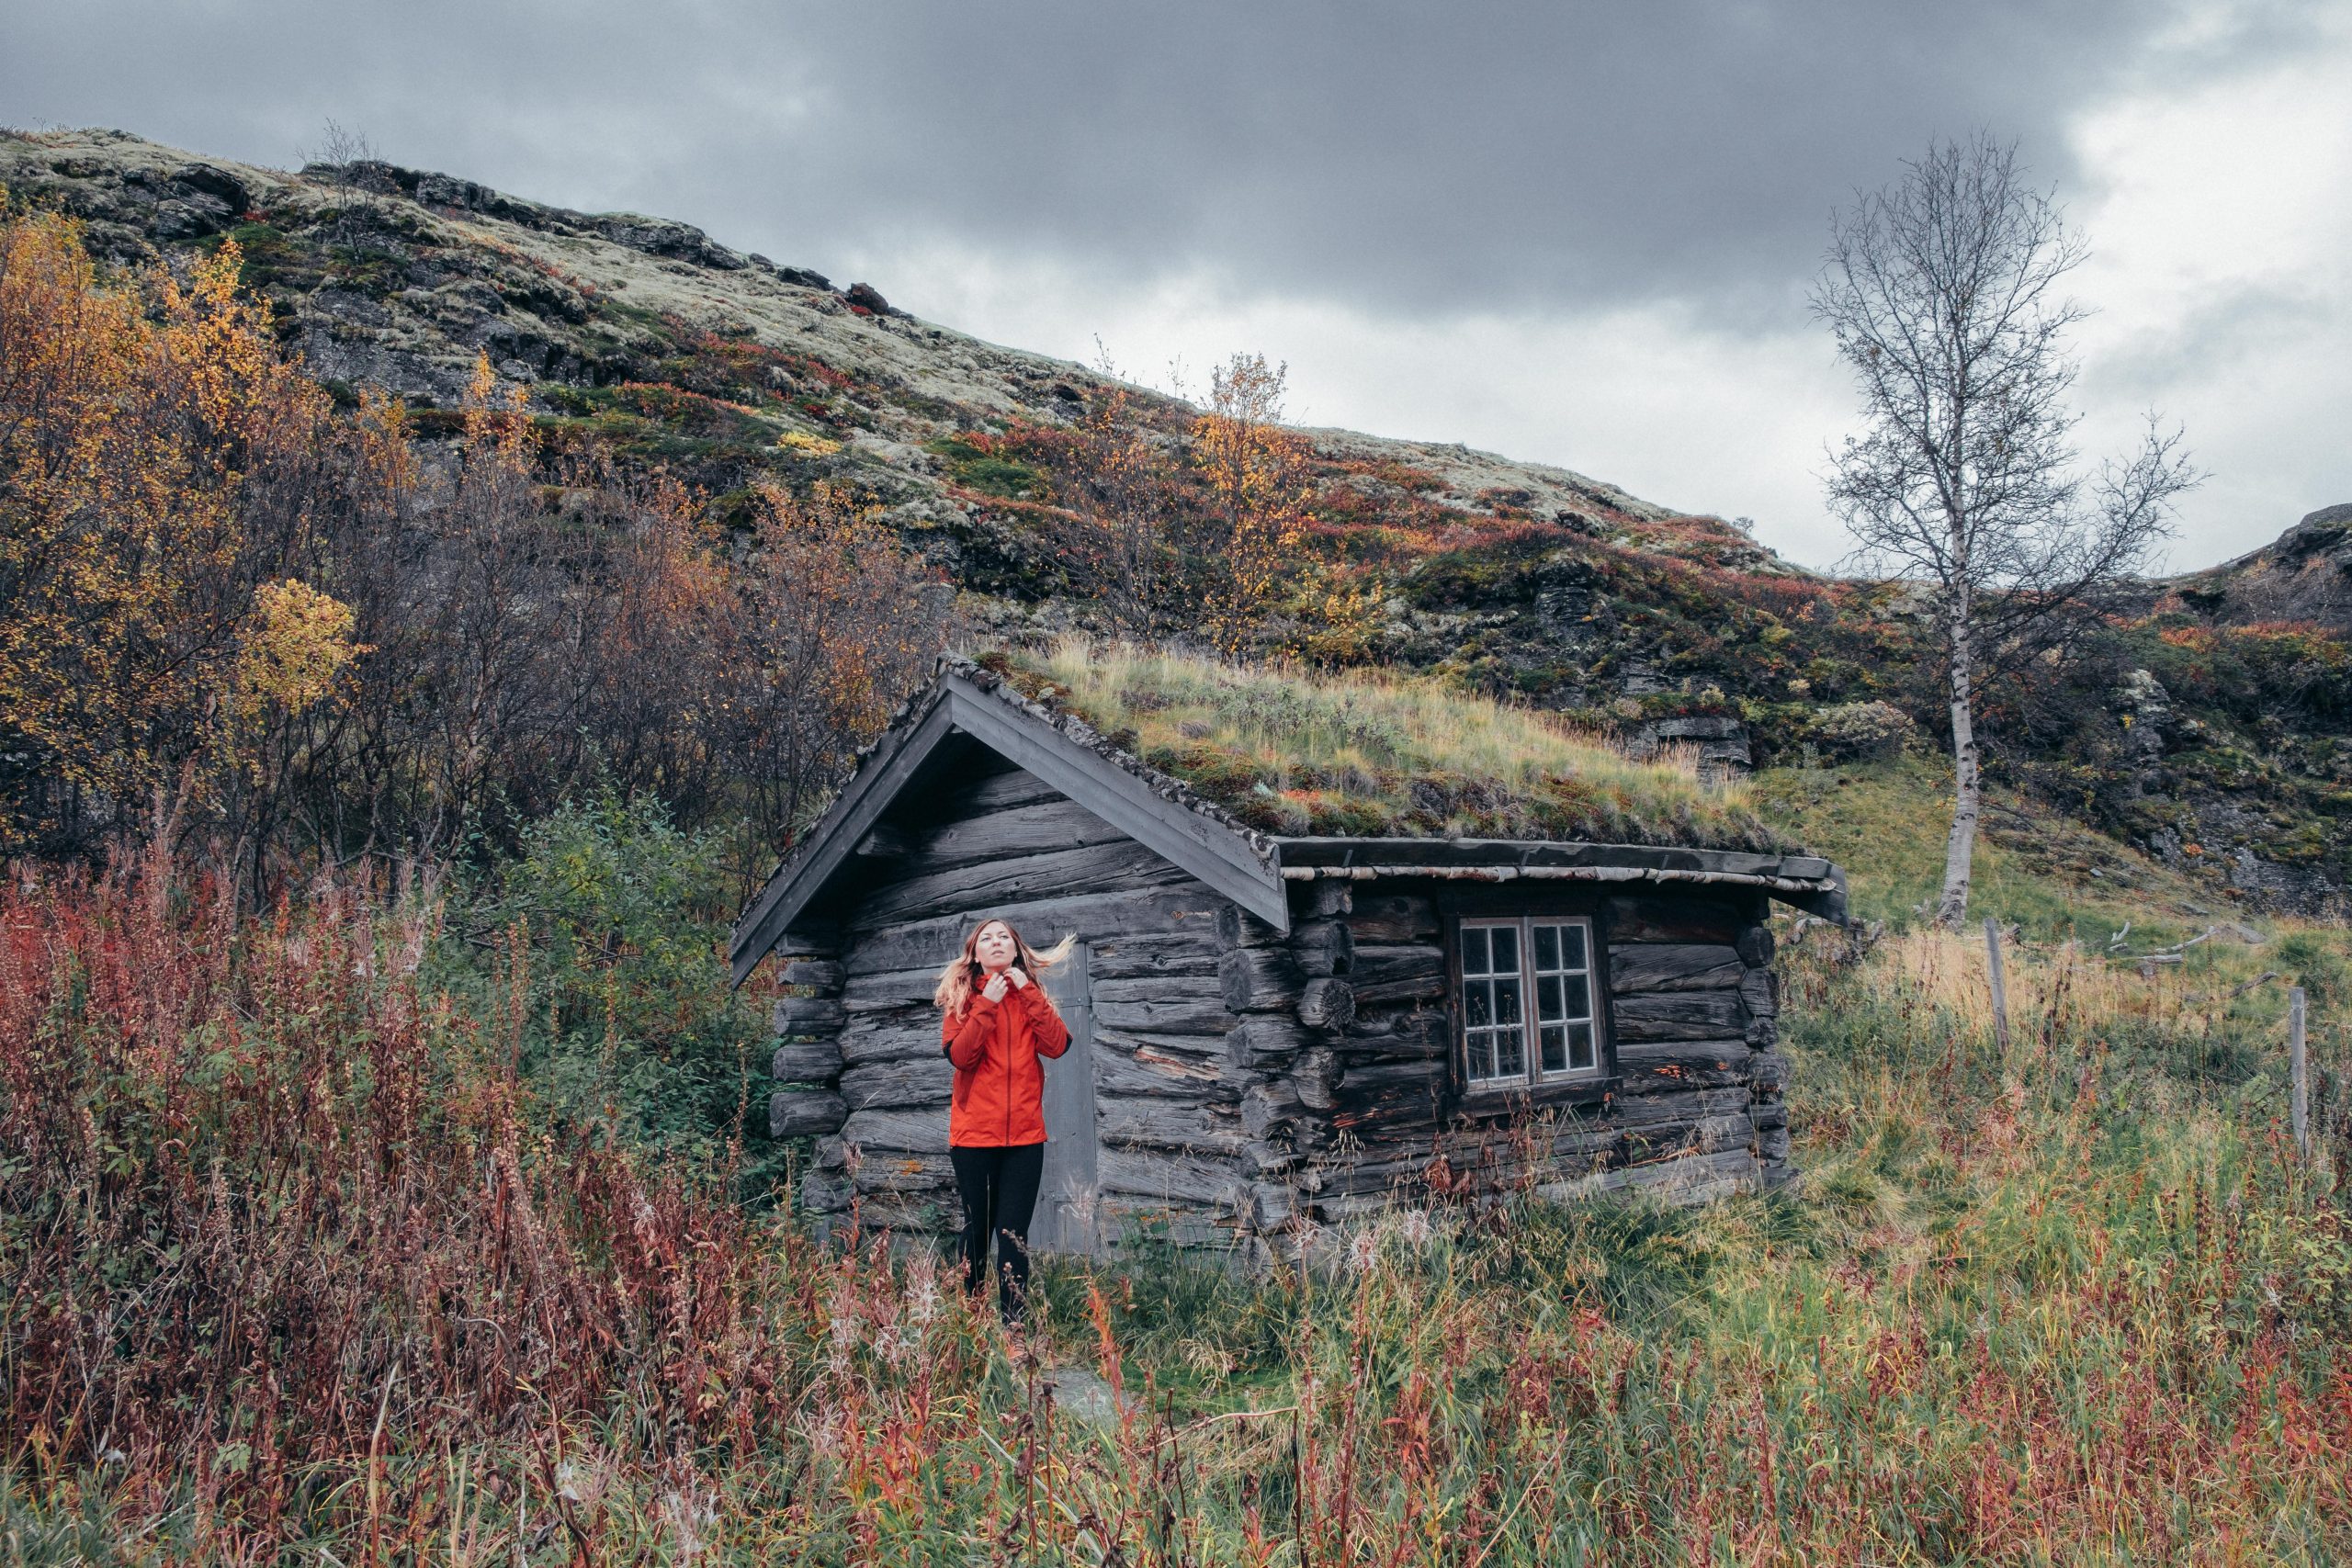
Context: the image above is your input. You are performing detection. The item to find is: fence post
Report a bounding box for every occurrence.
[2290,985,2309,1159]
[1984,917,2011,1055]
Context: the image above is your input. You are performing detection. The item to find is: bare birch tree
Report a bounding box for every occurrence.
[1812,133,2196,927]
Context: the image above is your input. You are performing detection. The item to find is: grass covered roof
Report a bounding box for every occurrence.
[977,642,1784,853]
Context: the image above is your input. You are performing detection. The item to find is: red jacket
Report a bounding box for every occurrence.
[941,980,1070,1147]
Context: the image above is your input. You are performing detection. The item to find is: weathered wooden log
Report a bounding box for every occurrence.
[1289,919,1356,976]
[856,1195,960,1233]
[1611,989,1746,1041]
[1303,879,1354,918]
[1325,1062,1450,1135]
[1745,1014,1780,1050]
[1246,1138,1303,1175]
[1347,894,1440,944]
[1739,968,1779,1019]
[775,996,846,1036]
[1336,1007,1449,1060]
[839,1058,950,1111]
[1216,903,1283,951]
[948,764,1066,815]
[1093,974,1225,1005]
[1536,1146,1758,1205]
[1757,1122,1792,1164]
[840,1019,944,1068]
[1736,924,1775,966]
[854,1152,958,1196]
[1298,977,1357,1031]
[781,958,844,991]
[838,1107,949,1153]
[813,1134,849,1169]
[1605,895,1741,945]
[855,839,1190,928]
[1095,990,1237,1036]
[1246,1179,1304,1229]
[1750,1099,1787,1132]
[1613,1086,1750,1133]
[1751,1049,1788,1093]
[903,795,1129,870]
[1090,928,1224,978]
[772,1040,845,1083]
[847,887,1223,976]
[1347,944,1446,1004]
[842,971,940,1012]
[800,1168,854,1214]
[1609,943,1744,994]
[769,923,842,961]
[1093,1043,1227,1100]
[1614,1039,1752,1093]
[1099,1100,1249,1156]
[854,822,916,859]
[1241,1080,1306,1140]
[1096,1147,1248,1208]
[1093,1199,1241,1250]
[1292,1046,1342,1111]
[1622,1114,1756,1159]
[770,1089,848,1139]
[1219,947,1301,1011]
[1093,1025,1227,1059]
[1227,1015,1311,1070]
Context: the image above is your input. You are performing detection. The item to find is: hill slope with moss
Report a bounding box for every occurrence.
[5,125,2346,915]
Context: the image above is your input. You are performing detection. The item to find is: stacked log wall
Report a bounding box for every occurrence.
[774,763,1257,1247]
[1223,882,1792,1237]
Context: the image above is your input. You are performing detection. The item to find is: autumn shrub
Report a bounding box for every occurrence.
[440,793,779,1192]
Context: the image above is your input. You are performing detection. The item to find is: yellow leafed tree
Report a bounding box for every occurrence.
[0,207,344,845]
[1191,353,1313,651]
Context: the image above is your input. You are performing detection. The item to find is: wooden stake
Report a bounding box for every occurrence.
[2290,985,2309,1159]
[1983,917,2010,1055]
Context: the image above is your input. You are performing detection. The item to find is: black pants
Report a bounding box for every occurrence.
[950,1142,1046,1319]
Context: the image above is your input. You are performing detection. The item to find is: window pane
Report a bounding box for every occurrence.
[1467,1031,1494,1081]
[1564,974,1590,1021]
[1465,979,1492,1028]
[1567,1021,1594,1071]
[1536,974,1564,1022]
[1494,1025,1525,1077]
[1534,923,1559,971]
[1461,926,1490,976]
[1540,1024,1566,1074]
[1562,924,1588,968]
[1494,976,1521,1026]
[1490,925,1517,976]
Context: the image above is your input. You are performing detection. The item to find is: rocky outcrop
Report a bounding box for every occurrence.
[2177,503,2352,630]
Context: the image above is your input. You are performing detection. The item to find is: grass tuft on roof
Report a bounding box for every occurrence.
[981,641,1783,852]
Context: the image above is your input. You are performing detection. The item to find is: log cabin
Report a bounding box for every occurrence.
[730,654,1845,1261]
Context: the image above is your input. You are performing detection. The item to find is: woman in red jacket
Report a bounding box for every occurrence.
[935,917,1074,1319]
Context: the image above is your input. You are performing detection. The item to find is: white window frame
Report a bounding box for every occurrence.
[1457,915,1601,1091]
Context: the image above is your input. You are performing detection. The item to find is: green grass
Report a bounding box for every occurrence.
[992,640,1782,849]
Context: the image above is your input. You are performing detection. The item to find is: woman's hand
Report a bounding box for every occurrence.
[1005,965,1031,990]
[981,972,1011,1003]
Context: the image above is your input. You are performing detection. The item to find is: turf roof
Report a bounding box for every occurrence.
[975,643,1785,854]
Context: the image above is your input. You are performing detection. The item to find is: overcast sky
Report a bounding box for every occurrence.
[6,0,2347,570]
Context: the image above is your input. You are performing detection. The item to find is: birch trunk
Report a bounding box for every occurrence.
[1936,587,1980,926]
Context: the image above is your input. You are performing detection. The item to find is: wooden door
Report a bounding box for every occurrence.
[1030,942,1101,1255]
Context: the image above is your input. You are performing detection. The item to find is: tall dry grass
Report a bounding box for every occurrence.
[6,859,2352,1562]
[1005,640,1772,849]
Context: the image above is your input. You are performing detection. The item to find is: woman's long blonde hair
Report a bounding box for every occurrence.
[933,917,1077,1019]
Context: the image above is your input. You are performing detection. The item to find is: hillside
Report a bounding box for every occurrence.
[3,126,2346,916]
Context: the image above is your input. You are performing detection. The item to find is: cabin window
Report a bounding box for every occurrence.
[1458,916,1600,1089]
